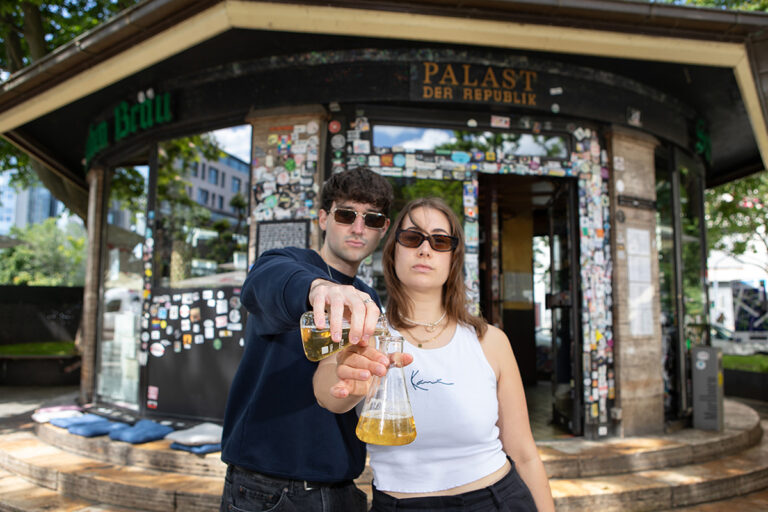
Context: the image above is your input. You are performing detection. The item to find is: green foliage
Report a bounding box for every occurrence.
[0,217,86,286]
[0,0,140,212]
[723,353,768,373]
[705,171,768,274]
[672,0,768,11]
[0,341,77,356]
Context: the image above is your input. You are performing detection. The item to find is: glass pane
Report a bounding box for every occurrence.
[98,165,149,409]
[655,151,678,417]
[678,152,707,348]
[373,125,568,158]
[154,126,252,288]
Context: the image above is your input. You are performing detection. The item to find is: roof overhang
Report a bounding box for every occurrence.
[2,0,768,189]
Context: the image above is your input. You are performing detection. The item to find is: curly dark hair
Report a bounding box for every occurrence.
[320,167,393,215]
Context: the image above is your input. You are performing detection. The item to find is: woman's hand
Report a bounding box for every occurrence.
[330,345,414,399]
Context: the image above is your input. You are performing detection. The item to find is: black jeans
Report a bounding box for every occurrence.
[220,465,368,512]
[370,461,537,512]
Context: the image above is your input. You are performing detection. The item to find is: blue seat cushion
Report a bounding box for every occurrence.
[109,419,173,444]
[68,419,130,438]
[170,442,221,454]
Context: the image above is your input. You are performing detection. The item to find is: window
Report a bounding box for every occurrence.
[232,177,241,193]
[197,189,209,205]
[208,167,219,185]
[211,193,216,206]
[191,162,198,177]
[221,172,226,188]
[200,164,206,181]
[218,196,224,210]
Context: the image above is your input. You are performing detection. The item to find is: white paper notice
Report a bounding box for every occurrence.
[626,228,654,337]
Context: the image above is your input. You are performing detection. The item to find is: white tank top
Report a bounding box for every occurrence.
[365,323,508,493]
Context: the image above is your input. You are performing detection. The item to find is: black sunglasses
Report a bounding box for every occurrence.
[331,207,388,229]
[396,229,458,252]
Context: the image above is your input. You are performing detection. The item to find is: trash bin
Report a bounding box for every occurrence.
[691,346,723,431]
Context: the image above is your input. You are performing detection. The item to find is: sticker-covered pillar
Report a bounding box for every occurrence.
[608,126,664,436]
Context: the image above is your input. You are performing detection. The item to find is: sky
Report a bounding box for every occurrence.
[211,125,252,163]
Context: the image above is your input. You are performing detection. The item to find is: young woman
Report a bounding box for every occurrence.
[315,197,554,511]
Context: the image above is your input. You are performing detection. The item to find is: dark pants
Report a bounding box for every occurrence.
[370,461,537,512]
[220,465,368,512]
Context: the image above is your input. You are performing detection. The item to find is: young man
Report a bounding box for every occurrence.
[220,167,396,512]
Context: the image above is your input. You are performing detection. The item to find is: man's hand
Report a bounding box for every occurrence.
[308,279,381,345]
[329,344,415,399]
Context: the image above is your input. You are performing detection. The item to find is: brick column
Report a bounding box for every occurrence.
[609,126,664,436]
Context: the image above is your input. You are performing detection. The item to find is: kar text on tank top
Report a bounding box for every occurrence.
[366,323,508,493]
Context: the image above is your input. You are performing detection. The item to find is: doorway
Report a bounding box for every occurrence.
[479,174,581,438]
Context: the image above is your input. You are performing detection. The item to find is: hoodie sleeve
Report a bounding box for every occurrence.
[240,249,330,336]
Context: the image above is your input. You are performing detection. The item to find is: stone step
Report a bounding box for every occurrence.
[0,431,222,512]
[539,399,762,478]
[0,467,136,512]
[33,399,762,480]
[550,420,768,511]
[661,486,768,511]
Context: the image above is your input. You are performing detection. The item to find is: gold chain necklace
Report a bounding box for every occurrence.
[402,311,447,333]
[406,322,449,348]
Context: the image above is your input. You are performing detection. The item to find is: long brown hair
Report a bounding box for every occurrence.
[382,197,487,338]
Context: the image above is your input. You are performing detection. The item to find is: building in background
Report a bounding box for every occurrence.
[0,171,64,235]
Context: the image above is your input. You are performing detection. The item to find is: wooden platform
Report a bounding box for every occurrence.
[0,399,766,511]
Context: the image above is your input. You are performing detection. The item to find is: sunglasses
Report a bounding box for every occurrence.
[395,229,459,252]
[331,207,388,229]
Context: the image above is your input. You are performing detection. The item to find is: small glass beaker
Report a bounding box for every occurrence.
[299,311,388,362]
[356,335,416,446]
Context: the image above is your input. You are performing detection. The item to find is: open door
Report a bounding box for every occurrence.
[546,179,583,436]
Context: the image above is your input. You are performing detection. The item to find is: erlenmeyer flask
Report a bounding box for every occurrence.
[356,336,416,446]
[300,311,388,361]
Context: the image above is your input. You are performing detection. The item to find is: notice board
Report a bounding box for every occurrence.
[140,286,246,422]
[256,219,310,257]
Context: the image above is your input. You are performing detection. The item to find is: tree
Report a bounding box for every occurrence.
[705,171,768,275]
[0,217,86,286]
[0,0,140,221]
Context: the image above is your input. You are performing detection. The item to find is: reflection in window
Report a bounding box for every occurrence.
[98,165,148,409]
[655,152,678,419]
[154,126,252,289]
[373,125,568,158]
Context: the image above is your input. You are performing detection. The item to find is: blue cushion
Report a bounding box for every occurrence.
[109,419,173,444]
[50,413,104,429]
[170,442,221,454]
[68,419,130,438]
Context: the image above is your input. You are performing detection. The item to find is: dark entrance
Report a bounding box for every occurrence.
[478,174,581,437]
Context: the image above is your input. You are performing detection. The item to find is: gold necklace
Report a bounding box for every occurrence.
[402,311,447,333]
[406,322,448,348]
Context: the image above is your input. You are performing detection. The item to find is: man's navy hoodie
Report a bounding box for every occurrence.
[221,247,380,482]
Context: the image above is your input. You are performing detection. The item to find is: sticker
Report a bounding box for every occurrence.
[190,307,201,322]
[219,330,233,337]
[181,319,191,331]
[213,338,222,350]
[228,323,243,331]
[216,299,228,314]
[307,120,319,134]
[215,315,228,328]
[229,309,242,323]
[147,386,159,400]
[393,154,406,167]
[331,134,346,149]
[490,115,510,128]
[205,326,215,339]
[150,343,165,358]
[183,334,192,348]
[328,120,341,134]
[217,290,225,299]
[194,334,205,344]
[353,140,370,154]
[202,290,214,300]
[229,296,241,309]
[207,299,216,308]
[451,151,470,164]
[267,134,279,145]
[141,332,150,342]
